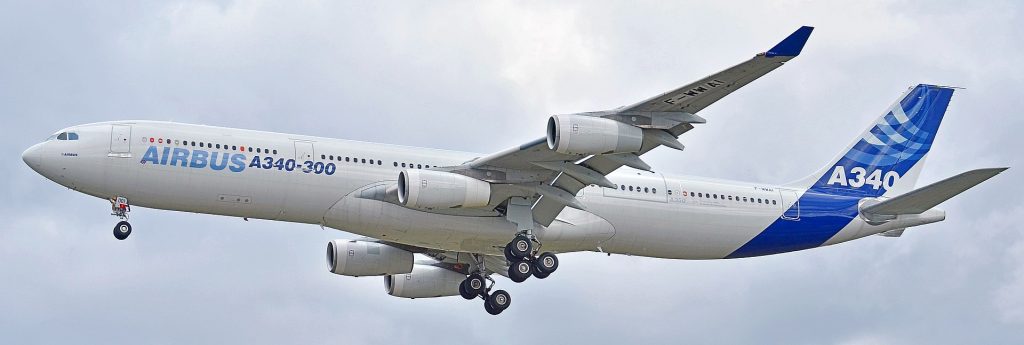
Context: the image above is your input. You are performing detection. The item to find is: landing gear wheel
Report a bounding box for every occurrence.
[463,274,486,297]
[533,270,551,279]
[503,243,517,262]
[113,221,132,240]
[508,259,533,283]
[484,298,501,315]
[534,252,559,275]
[508,235,533,259]
[487,289,511,313]
[459,280,476,300]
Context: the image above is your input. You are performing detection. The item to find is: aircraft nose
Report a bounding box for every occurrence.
[22,143,42,168]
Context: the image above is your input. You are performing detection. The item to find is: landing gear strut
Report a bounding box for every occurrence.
[502,197,561,283]
[109,196,132,240]
[460,255,512,315]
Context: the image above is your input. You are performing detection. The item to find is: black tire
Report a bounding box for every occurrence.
[484,298,502,315]
[533,270,551,279]
[487,289,511,311]
[113,221,132,240]
[534,252,559,275]
[464,274,486,296]
[508,235,532,259]
[503,243,517,262]
[459,280,476,300]
[508,260,532,283]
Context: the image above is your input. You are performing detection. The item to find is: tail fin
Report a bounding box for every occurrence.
[790,84,956,197]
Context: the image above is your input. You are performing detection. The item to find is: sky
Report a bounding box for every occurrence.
[2,1,1022,344]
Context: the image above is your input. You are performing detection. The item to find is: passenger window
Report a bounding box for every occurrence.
[393,162,398,167]
[667,190,672,195]
[713,194,718,199]
[57,132,67,140]
[361,159,366,163]
[401,163,406,167]
[231,145,236,150]
[216,144,221,149]
[743,197,748,202]
[652,188,657,194]
[273,150,278,155]
[728,196,733,200]
[757,198,762,203]
[321,154,326,159]
[772,200,777,205]
[698,193,702,197]
[426,165,431,168]
[417,164,422,169]
[620,185,625,190]
[629,186,634,191]
[644,187,649,193]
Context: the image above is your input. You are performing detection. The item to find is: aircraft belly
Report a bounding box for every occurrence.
[589,196,781,259]
[324,195,617,255]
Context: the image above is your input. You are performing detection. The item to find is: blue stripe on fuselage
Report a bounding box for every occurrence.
[726,191,860,258]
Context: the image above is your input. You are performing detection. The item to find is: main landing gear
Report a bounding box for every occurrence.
[459,263,512,315]
[501,197,560,284]
[504,234,559,282]
[110,196,133,240]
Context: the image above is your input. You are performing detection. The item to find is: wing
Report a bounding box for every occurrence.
[446,26,813,226]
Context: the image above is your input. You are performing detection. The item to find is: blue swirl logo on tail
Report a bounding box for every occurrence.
[727,85,954,258]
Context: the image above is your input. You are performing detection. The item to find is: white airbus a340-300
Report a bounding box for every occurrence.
[23,26,1006,314]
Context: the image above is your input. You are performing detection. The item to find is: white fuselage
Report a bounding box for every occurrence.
[23,121,933,259]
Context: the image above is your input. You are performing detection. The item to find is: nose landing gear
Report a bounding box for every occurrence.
[109,196,133,240]
[113,221,132,240]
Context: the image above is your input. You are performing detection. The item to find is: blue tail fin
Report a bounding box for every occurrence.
[796,84,955,197]
[728,84,955,258]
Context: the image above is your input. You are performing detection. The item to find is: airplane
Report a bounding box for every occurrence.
[22,26,1007,315]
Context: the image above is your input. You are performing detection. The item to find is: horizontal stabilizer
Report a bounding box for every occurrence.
[863,167,1007,215]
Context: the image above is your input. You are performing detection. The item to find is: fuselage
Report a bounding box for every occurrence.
[22,121,943,259]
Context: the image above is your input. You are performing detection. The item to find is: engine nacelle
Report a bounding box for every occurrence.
[397,169,491,209]
[326,240,413,277]
[546,114,643,155]
[384,264,464,299]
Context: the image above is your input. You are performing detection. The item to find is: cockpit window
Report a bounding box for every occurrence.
[54,132,80,140]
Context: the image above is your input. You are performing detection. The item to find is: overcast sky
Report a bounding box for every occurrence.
[2,1,1022,344]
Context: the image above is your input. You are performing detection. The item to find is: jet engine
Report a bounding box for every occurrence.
[546,114,643,155]
[397,169,491,209]
[384,264,465,299]
[326,240,413,277]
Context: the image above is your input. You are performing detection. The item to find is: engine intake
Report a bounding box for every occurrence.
[384,264,465,299]
[397,169,491,209]
[326,240,413,277]
[546,115,643,155]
